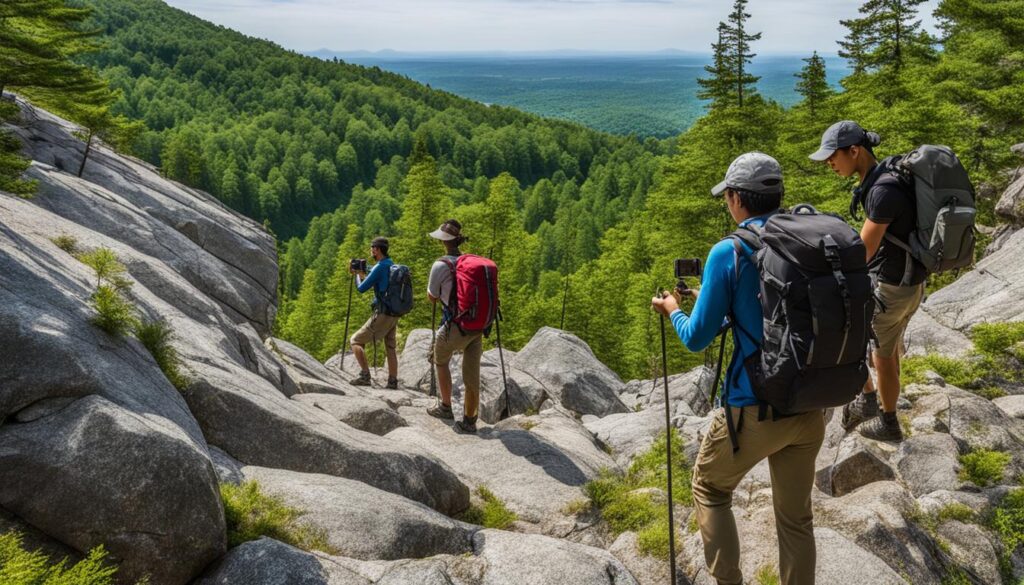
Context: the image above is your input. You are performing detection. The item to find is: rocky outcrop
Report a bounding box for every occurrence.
[199,533,639,585]
[292,393,408,436]
[513,327,629,417]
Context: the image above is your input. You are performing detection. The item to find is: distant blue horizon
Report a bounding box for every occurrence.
[311,52,850,138]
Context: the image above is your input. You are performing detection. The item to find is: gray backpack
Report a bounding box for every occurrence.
[876,145,977,285]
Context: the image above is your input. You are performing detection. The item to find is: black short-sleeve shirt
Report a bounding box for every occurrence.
[859,165,927,286]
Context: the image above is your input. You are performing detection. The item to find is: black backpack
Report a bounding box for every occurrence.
[727,205,873,419]
[378,264,414,317]
[861,146,977,285]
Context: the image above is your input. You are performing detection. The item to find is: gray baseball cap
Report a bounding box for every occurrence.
[711,152,784,197]
[809,120,867,161]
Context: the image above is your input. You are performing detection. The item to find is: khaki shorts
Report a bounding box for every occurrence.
[430,324,483,367]
[872,281,925,358]
[351,312,398,351]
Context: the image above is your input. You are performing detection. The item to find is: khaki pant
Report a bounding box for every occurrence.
[351,312,398,351]
[872,281,925,358]
[692,407,825,585]
[431,324,483,418]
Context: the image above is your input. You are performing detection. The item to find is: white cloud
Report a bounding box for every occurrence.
[164,0,941,53]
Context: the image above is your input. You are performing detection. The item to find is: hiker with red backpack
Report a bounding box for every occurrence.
[425,219,499,435]
[810,121,976,442]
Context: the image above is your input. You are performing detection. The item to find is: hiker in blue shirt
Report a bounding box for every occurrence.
[349,236,399,389]
[652,153,825,585]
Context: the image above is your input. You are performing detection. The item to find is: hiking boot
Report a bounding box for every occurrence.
[858,411,904,443]
[454,416,478,435]
[350,370,372,386]
[386,378,399,390]
[426,401,454,420]
[841,391,879,431]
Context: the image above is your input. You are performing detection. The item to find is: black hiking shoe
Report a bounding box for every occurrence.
[454,416,478,435]
[427,401,454,420]
[841,392,879,431]
[858,412,904,443]
[386,378,399,390]
[350,371,372,386]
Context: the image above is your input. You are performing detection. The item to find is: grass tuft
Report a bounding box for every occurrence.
[134,319,190,391]
[583,429,691,559]
[754,564,781,585]
[958,449,1011,487]
[0,531,120,584]
[51,234,79,254]
[459,486,517,529]
[220,481,333,553]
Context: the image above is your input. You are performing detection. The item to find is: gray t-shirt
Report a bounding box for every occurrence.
[427,257,456,307]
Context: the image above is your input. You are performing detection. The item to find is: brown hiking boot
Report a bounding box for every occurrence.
[386,378,399,390]
[841,391,880,431]
[426,401,454,420]
[350,371,372,386]
[858,411,904,443]
[454,416,478,434]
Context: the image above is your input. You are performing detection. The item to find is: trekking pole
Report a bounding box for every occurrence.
[429,301,438,397]
[658,291,678,585]
[496,307,511,420]
[340,274,355,371]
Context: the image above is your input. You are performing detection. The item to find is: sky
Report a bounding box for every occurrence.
[163,0,941,54]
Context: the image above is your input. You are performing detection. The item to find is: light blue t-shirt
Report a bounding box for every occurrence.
[356,256,393,301]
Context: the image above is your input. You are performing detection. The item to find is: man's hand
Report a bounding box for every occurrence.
[651,292,680,317]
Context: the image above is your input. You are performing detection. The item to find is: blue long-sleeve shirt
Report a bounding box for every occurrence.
[356,257,393,302]
[670,215,770,407]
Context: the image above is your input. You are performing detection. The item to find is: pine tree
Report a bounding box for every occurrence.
[724,0,762,109]
[794,52,833,116]
[695,0,761,110]
[45,83,144,178]
[839,0,934,73]
[283,270,326,356]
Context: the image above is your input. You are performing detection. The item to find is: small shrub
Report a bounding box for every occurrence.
[76,247,127,287]
[51,234,79,254]
[990,488,1024,554]
[220,481,332,552]
[518,420,538,431]
[0,531,118,584]
[583,429,692,560]
[754,564,781,585]
[971,322,1024,358]
[901,354,978,388]
[936,503,976,524]
[135,319,190,391]
[959,449,1011,487]
[636,515,678,559]
[561,499,590,516]
[460,486,517,530]
[90,285,137,337]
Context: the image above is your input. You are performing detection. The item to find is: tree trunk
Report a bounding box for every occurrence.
[77,130,94,178]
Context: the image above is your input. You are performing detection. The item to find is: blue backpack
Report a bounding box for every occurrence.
[379,264,413,316]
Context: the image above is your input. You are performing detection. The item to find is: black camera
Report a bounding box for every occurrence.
[350,258,367,273]
[673,258,702,292]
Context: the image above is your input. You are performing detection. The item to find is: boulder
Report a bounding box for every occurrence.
[267,337,355,397]
[239,466,475,560]
[584,407,663,466]
[183,367,469,515]
[195,538,372,585]
[388,406,618,528]
[817,435,897,496]
[935,520,1002,585]
[909,384,1024,455]
[0,396,225,585]
[815,482,946,585]
[913,227,1024,336]
[292,393,408,436]
[608,532,673,585]
[996,170,1024,224]
[512,327,628,417]
[637,366,715,418]
[472,529,638,585]
[394,328,434,391]
[892,433,962,497]
[994,395,1024,419]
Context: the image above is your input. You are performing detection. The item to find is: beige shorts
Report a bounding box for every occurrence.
[430,324,483,367]
[351,312,398,351]
[872,281,925,358]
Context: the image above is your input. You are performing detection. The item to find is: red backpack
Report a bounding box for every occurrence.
[440,254,499,334]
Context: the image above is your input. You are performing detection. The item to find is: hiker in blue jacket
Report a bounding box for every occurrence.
[652,153,825,585]
[349,236,399,389]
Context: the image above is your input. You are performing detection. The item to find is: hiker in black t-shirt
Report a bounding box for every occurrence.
[810,121,925,442]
